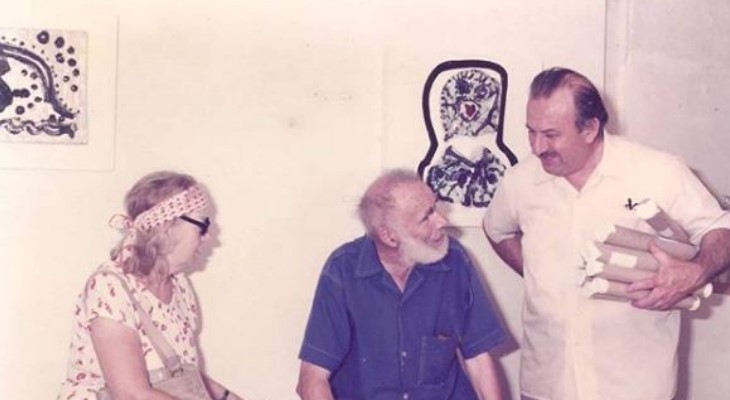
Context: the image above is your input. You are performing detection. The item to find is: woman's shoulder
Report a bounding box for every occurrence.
[84,262,134,294]
[80,261,139,328]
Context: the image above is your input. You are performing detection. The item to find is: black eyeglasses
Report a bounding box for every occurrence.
[179,215,211,236]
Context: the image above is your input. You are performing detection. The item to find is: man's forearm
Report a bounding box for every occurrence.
[694,228,730,286]
[296,362,334,400]
[464,352,502,400]
[488,234,524,276]
[297,381,334,400]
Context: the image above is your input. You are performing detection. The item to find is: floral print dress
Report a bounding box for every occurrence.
[57,262,201,400]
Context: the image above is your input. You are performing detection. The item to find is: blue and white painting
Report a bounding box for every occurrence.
[419,60,517,213]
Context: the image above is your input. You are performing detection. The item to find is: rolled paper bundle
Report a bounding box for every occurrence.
[584,278,701,311]
[584,242,659,271]
[585,260,713,298]
[585,260,653,282]
[594,224,698,261]
[633,200,691,243]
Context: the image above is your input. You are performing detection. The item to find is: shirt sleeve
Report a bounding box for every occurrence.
[483,171,521,243]
[298,259,352,372]
[662,156,730,244]
[453,244,507,359]
[82,271,137,330]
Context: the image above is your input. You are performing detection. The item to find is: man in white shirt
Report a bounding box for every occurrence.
[483,67,730,400]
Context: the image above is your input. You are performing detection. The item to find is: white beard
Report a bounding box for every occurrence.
[399,233,449,265]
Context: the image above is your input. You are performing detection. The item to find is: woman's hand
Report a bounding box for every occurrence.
[202,372,246,400]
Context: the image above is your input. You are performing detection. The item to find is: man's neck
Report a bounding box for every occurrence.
[376,245,414,292]
[566,137,605,191]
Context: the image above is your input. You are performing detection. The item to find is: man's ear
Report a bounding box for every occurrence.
[582,117,601,143]
[376,226,399,248]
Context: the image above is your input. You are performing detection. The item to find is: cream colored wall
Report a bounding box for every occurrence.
[606,2,730,399]
[0,1,606,399]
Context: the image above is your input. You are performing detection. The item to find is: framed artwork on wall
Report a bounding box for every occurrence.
[0,27,88,145]
[0,7,117,170]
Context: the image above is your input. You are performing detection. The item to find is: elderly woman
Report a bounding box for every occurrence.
[58,171,243,400]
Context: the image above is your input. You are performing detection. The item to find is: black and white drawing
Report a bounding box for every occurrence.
[419,60,517,221]
[0,27,87,144]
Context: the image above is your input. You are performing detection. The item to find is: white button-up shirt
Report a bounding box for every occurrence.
[484,134,730,400]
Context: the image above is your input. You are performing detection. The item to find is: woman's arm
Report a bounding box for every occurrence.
[90,317,176,400]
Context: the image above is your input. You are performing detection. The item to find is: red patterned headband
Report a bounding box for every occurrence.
[134,185,209,230]
[109,185,210,265]
[109,185,209,234]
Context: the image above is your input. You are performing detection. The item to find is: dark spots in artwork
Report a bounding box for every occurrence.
[13,88,30,98]
[36,31,50,44]
[1,27,87,141]
[426,146,506,207]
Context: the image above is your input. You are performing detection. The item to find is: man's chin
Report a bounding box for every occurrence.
[540,161,564,176]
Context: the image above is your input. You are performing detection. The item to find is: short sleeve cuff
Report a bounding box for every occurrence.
[299,343,341,372]
[461,326,507,359]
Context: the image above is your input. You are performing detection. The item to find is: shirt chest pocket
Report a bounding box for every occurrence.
[417,335,457,387]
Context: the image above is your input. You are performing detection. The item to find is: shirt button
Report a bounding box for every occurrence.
[402,393,409,399]
[401,351,407,358]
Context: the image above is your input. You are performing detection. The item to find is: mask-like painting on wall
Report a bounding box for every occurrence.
[0,27,87,144]
[419,60,517,215]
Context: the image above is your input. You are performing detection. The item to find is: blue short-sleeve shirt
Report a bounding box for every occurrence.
[299,236,506,400]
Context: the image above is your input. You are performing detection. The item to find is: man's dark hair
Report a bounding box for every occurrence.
[529,67,609,134]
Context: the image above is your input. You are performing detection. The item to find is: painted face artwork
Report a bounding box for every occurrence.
[419,60,517,218]
[527,86,598,180]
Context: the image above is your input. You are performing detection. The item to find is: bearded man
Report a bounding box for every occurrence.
[297,169,506,400]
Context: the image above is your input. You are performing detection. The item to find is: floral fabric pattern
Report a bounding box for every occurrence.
[57,262,201,400]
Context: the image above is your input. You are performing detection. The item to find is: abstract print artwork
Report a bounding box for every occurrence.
[0,27,87,144]
[419,60,516,223]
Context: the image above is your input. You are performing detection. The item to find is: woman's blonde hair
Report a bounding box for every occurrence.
[111,171,198,276]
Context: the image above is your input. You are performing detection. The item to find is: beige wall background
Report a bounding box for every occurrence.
[0,1,726,399]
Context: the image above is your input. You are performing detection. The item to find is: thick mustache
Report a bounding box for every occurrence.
[539,151,558,159]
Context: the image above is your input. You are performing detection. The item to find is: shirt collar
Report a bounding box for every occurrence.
[354,235,453,278]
